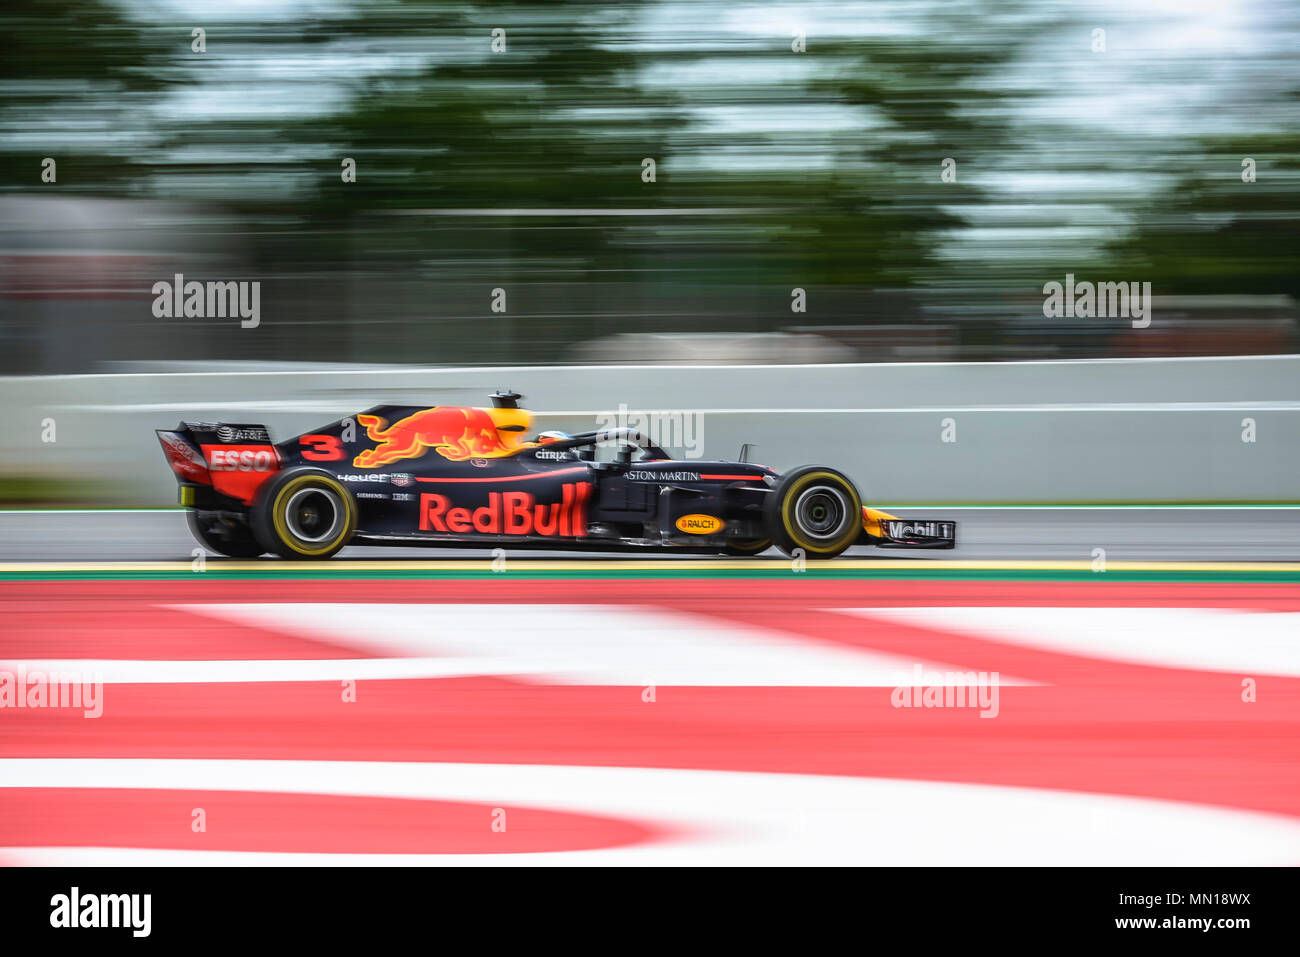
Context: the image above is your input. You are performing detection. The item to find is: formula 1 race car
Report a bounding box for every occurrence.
[156,392,956,560]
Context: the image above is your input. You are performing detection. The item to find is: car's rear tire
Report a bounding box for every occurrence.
[722,537,773,557]
[186,510,266,558]
[765,466,862,560]
[250,469,357,559]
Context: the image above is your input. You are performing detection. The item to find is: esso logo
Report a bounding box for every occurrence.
[675,513,725,535]
[208,448,276,472]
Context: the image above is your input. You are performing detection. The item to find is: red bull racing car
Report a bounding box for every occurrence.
[156,392,956,560]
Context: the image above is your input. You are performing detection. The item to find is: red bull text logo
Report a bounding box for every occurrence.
[419,483,592,537]
[354,407,516,468]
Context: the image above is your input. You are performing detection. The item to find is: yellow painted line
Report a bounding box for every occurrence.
[1,559,1299,573]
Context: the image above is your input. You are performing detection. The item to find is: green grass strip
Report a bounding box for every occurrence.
[3,568,1299,583]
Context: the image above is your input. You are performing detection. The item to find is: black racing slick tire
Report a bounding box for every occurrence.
[764,466,862,560]
[722,538,773,557]
[186,510,266,558]
[250,468,357,560]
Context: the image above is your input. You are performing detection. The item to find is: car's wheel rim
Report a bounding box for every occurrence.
[285,487,343,543]
[793,485,850,540]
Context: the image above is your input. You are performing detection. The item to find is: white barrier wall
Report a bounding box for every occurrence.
[1,355,1297,504]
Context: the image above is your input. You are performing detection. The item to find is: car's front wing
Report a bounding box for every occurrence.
[860,506,957,549]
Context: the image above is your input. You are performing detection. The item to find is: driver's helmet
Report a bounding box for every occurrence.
[535,430,572,445]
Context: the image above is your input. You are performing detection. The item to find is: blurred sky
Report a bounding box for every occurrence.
[70,0,1295,264]
[2,0,1296,370]
[115,1,1297,134]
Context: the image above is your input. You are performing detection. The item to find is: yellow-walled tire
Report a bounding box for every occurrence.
[251,469,356,560]
[765,466,862,559]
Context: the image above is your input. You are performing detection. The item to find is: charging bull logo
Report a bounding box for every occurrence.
[354,407,516,468]
[419,483,592,537]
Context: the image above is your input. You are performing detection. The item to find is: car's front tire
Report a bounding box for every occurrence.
[251,469,357,559]
[186,510,266,558]
[722,537,773,557]
[765,466,862,560]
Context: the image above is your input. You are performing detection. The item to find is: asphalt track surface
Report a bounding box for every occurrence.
[0,506,1297,562]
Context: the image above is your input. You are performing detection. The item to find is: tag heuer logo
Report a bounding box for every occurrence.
[390,473,414,487]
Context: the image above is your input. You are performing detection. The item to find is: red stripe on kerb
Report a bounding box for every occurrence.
[416,467,590,484]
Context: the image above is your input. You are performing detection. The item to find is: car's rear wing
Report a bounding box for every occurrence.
[156,421,279,507]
